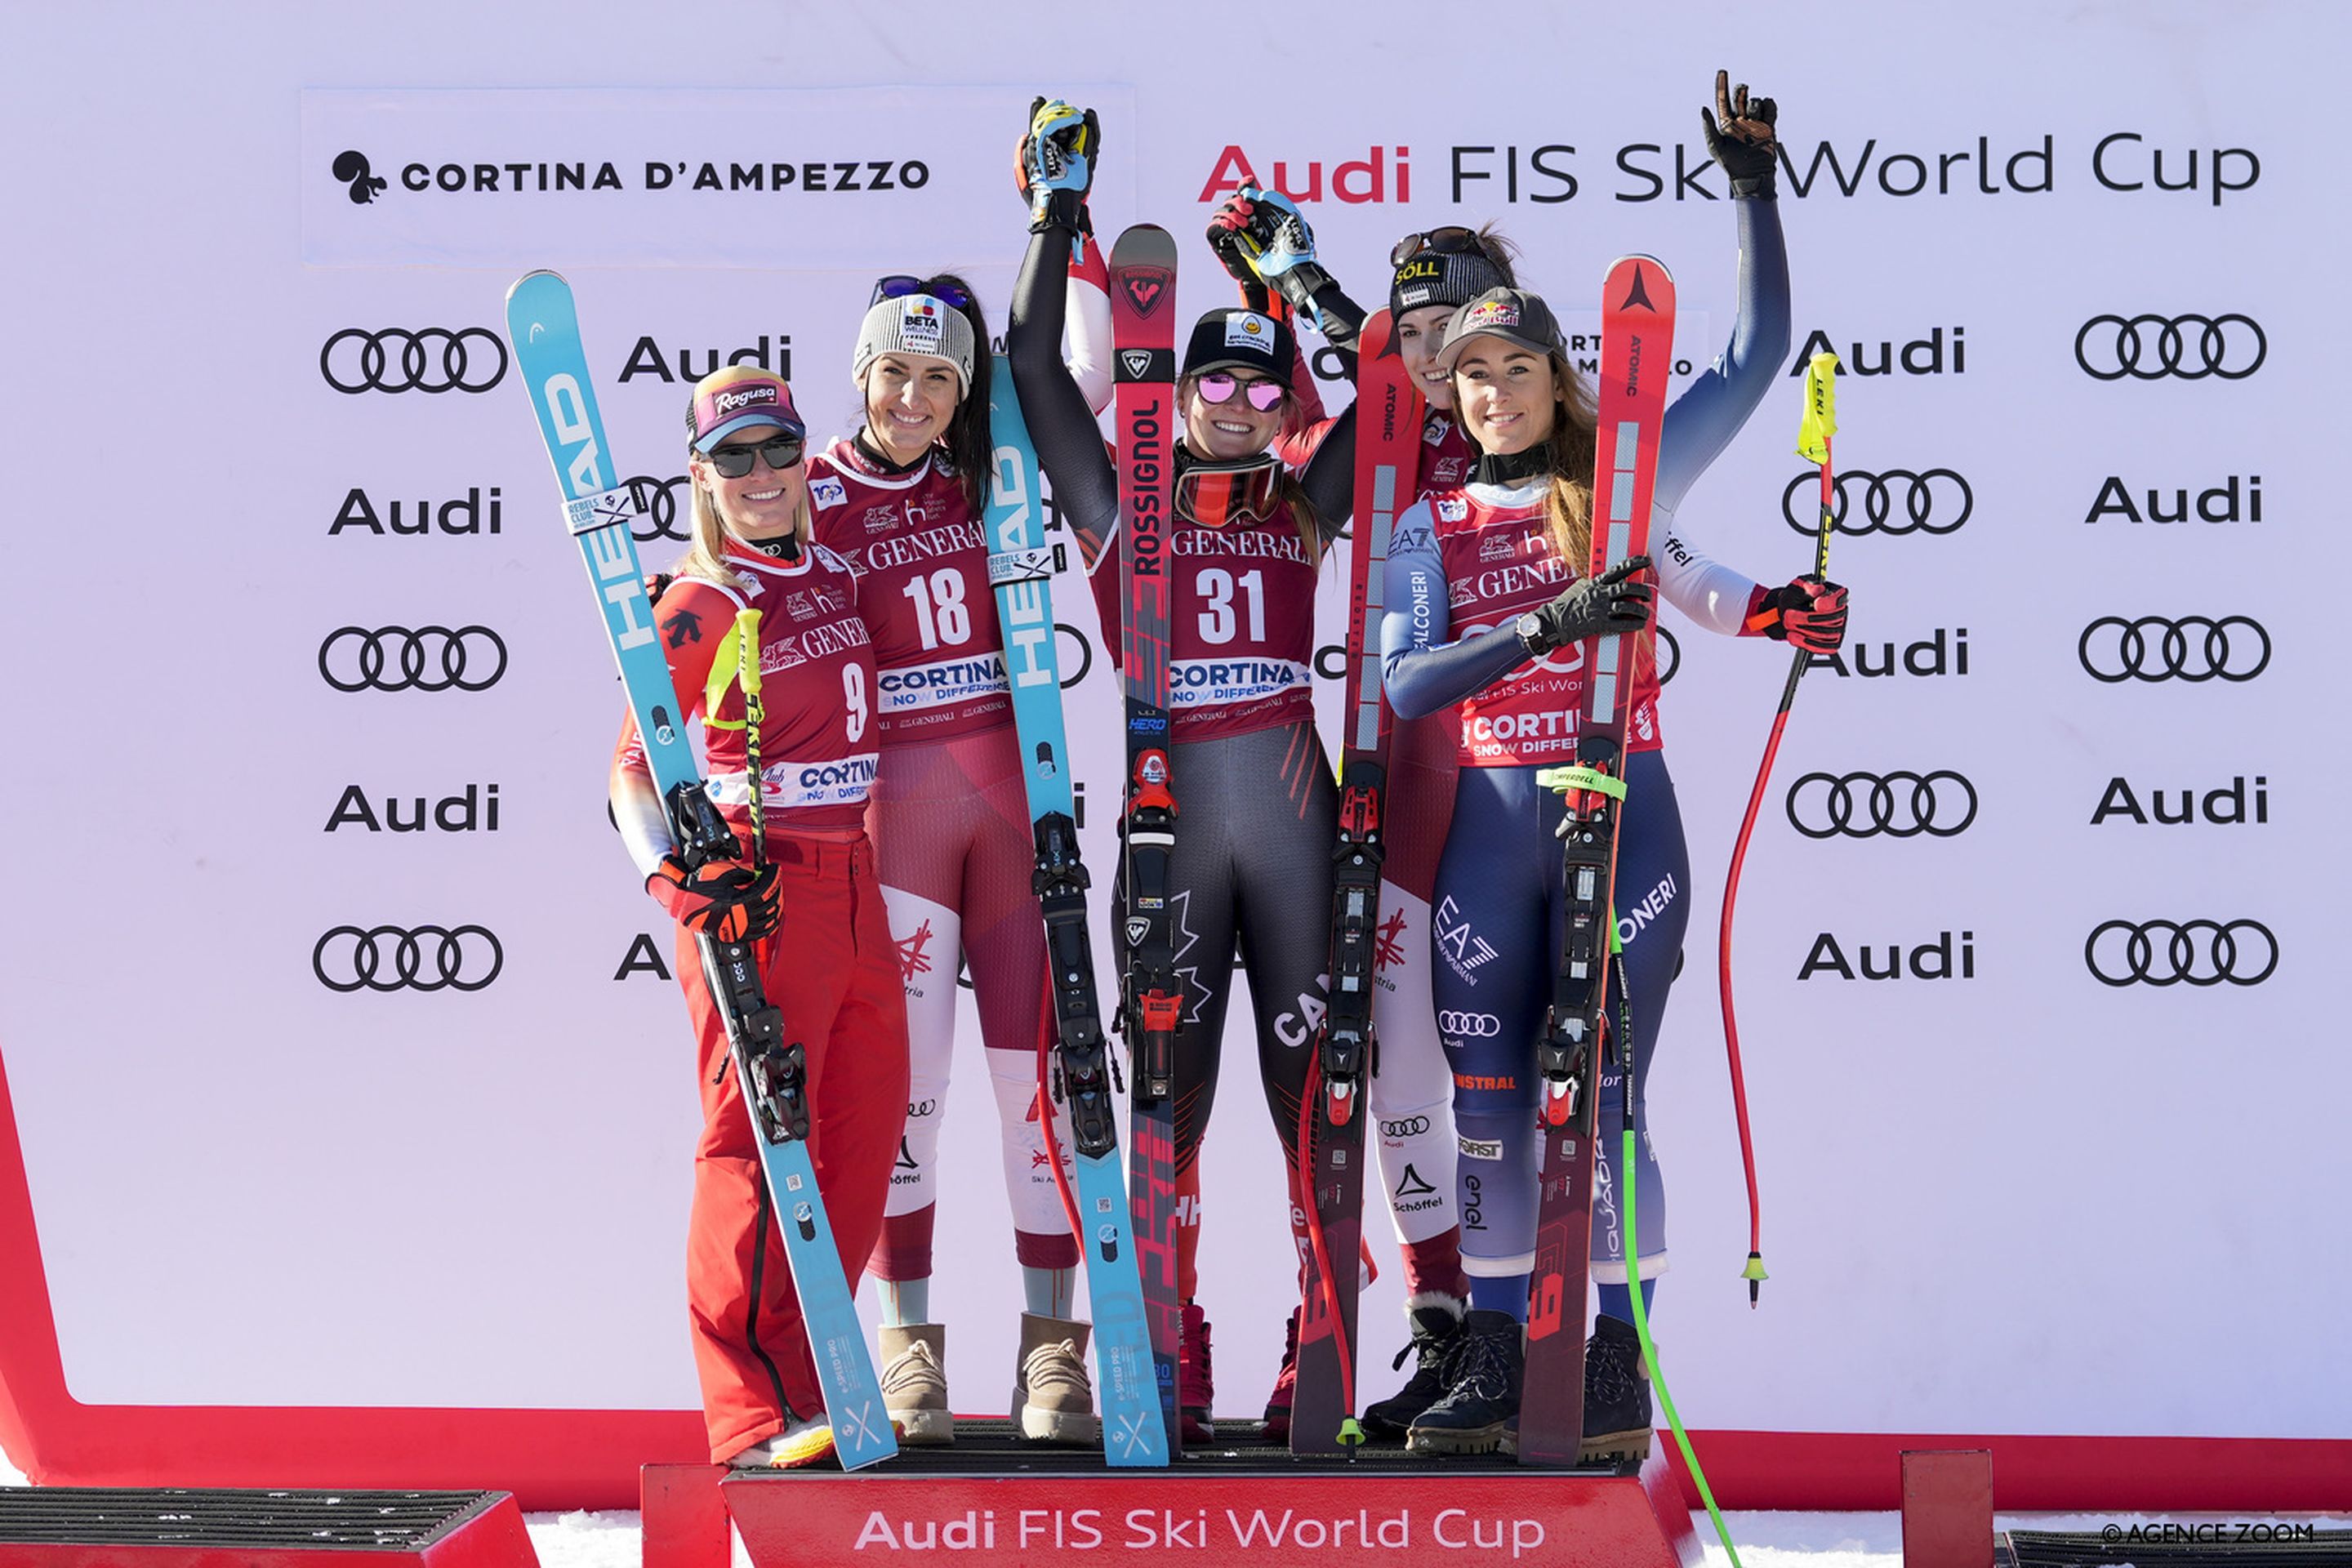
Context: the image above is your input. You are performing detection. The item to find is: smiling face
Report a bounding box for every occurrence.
[688,421,809,542]
[1395,304,1460,412]
[1450,341,1561,456]
[1182,369,1288,461]
[862,353,963,465]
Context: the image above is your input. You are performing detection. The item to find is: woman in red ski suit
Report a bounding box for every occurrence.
[610,366,908,1470]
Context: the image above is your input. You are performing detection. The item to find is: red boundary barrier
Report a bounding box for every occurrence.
[3,1046,2345,1512]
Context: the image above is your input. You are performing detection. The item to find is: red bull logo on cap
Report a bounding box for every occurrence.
[1463,298,1520,331]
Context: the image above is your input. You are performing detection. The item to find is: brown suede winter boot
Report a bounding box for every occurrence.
[1010,1313,1101,1444]
[878,1322,953,1446]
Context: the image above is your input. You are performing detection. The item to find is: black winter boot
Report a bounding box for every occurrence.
[1578,1313,1653,1463]
[1361,1294,1465,1442]
[1403,1308,1521,1456]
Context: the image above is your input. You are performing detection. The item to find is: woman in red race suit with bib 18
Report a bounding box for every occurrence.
[807,271,1107,1448]
[610,368,909,1472]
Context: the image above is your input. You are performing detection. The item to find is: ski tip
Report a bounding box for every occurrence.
[1110,223,1179,265]
[505,267,568,301]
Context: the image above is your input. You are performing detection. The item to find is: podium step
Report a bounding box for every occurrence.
[0,1487,538,1567]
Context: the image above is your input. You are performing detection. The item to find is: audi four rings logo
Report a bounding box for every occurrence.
[1786,770,1979,839]
[320,625,509,693]
[2074,314,2265,381]
[2078,616,2270,684]
[1655,625,1680,686]
[320,327,507,394]
[626,474,693,542]
[1783,469,1971,537]
[1437,1010,1503,1037]
[2085,919,2276,987]
[313,924,504,991]
[1379,1116,1432,1138]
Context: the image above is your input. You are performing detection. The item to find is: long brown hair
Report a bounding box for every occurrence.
[1535,350,1601,568]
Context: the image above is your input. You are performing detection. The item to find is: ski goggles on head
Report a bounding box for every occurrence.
[1390,226,1486,268]
[700,434,806,479]
[871,274,974,310]
[1194,372,1287,412]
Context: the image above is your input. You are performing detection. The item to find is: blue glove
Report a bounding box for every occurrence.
[1021,97,1100,231]
[1237,185,1316,280]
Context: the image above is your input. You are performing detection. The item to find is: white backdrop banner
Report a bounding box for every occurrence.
[2,0,2345,1499]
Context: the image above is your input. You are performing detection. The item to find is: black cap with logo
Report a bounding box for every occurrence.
[1180,307,1297,387]
[1432,287,1566,372]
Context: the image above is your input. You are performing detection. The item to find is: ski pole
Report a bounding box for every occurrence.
[1717,350,1839,1306]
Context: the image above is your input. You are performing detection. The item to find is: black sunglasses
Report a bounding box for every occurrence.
[871,274,975,310]
[701,436,805,479]
[1389,226,1486,269]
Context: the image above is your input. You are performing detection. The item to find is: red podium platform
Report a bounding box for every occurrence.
[718,1423,1698,1568]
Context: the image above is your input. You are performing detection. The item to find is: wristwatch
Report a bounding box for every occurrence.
[1515,611,1546,656]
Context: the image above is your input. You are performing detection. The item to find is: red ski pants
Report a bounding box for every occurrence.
[679,831,909,1463]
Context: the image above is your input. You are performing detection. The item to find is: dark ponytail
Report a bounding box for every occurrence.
[918,271,994,516]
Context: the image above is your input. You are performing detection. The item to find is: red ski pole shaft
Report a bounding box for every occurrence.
[1717,356,1838,1306]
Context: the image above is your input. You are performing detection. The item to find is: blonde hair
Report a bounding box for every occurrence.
[673,463,811,593]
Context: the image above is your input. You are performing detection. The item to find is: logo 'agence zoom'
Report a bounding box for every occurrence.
[319,626,509,693]
[2078,615,2270,684]
[1783,468,1971,537]
[2074,314,2265,381]
[1787,770,1978,839]
[626,474,692,542]
[320,327,507,394]
[2085,919,2276,987]
[313,924,503,991]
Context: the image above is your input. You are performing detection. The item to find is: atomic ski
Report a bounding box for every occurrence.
[1108,224,1185,1454]
[504,270,898,1471]
[1290,310,1423,1454]
[1517,255,1677,1468]
[981,359,1168,1468]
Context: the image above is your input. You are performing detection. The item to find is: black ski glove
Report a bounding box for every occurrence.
[1699,69,1779,199]
[1753,575,1850,654]
[1517,556,1655,656]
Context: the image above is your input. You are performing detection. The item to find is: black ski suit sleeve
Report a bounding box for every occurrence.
[1011,219,1119,570]
[1009,216,1124,644]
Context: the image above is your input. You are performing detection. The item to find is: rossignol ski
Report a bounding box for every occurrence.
[504,270,897,1471]
[1291,310,1423,1454]
[1518,255,1676,1469]
[1109,224,1185,1454]
[981,359,1167,1468]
